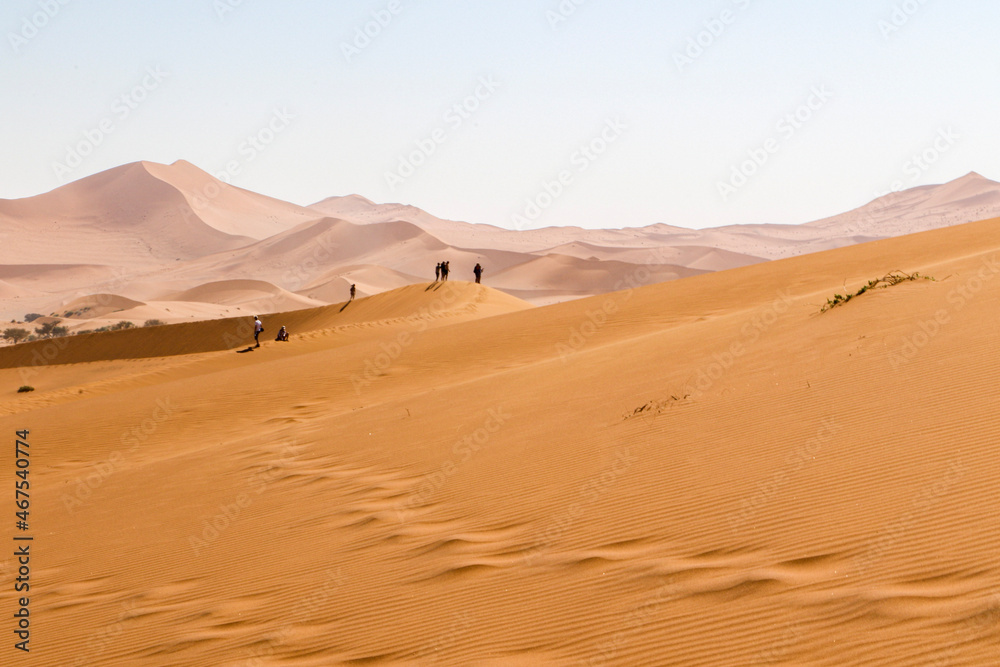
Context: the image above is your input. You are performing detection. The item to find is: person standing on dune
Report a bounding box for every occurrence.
[350,284,356,301]
[435,262,441,281]
[473,263,483,284]
[253,315,263,348]
[441,261,450,281]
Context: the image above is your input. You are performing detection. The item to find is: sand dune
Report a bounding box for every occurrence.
[489,253,708,302]
[162,279,325,312]
[0,282,530,367]
[56,293,146,318]
[2,216,999,664]
[0,162,256,266]
[4,163,1000,324]
[298,265,427,302]
[142,160,319,239]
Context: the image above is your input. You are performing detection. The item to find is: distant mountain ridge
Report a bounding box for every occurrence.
[1,160,998,327]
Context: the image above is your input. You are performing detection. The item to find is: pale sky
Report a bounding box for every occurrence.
[2,0,997,230]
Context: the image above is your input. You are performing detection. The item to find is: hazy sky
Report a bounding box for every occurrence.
[2,0,997,230]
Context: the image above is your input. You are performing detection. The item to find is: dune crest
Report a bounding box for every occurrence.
[3,161,1000,334]
[2,216,1000,664]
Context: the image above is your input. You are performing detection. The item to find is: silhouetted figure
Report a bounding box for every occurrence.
[253,316,263,348]
[473,263,483,284]
[350,284,356,301]
[435,263,441,281]
[275,326,289,342]
[441,261,450,281]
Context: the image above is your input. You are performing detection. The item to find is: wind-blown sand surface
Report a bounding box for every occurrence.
[5,162,1000,324]
[1,217,999,665]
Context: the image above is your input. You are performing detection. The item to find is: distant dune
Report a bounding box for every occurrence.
[3,216,1000,664]
[4,160,1000,331]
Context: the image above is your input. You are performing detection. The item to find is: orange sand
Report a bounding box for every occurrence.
[2,215,1000,664]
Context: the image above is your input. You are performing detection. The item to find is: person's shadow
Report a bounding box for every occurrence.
[236,346,256,353]
[339,301,352,313]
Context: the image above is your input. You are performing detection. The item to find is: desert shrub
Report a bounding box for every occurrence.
[822,271,934,312]
[2,328,29,343]
[34,321,67,337]
[143,319,165,327]
[24,313,43,322]
[17,386,34,393]
[110,321,136,331]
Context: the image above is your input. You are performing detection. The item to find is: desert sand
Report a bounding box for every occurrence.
[4,161,1000,330]
[1,213,999,665]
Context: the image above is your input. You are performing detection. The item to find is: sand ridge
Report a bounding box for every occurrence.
[6,162,1000,325]
[2,216,1000,664]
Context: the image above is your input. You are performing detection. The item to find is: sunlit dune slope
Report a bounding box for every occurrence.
[2,217,1000,665]
[0,282,532,368]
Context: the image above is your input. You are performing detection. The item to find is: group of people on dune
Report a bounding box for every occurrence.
[435,261,484,284]
[252,316,288,347]
[250,265,486,350]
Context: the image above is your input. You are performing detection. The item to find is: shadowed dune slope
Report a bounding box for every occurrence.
[0,283,532,368]
[2,217,1000,665]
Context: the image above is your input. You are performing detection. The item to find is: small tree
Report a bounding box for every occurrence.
[2,328,29,343]
[24,313,43,323]
[143,319,165,327]
[110,321,135,331]
[35,321,60,337]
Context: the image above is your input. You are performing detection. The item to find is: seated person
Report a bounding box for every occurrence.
[275,326,289,342]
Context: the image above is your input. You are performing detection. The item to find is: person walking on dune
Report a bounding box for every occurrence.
[435,262,441,282]
[253,315,263,348]
[473,263,483,284]
[350,284,356,301]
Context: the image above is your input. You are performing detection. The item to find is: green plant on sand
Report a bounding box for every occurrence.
[821,271,935,312]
